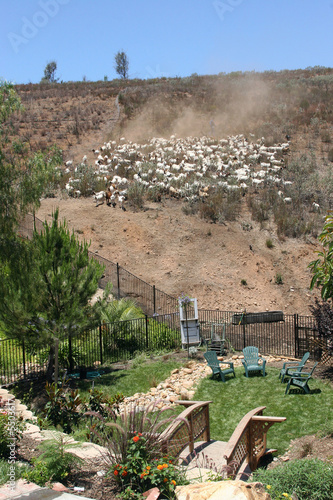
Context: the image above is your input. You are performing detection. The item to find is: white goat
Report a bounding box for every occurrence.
[93,191,105,207]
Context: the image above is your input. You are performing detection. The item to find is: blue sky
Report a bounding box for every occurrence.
[1,0,332,84]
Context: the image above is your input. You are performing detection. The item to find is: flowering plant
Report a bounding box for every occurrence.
[110,432,187,498]
[178,292,192,308]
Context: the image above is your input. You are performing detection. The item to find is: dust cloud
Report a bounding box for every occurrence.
[117,75,272,142]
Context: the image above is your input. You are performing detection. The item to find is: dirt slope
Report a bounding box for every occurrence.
[36,194,320,315]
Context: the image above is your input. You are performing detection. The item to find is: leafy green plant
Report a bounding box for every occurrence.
[23,433,82,486]
[0,411,26,459]
[110,431,188,498]
[266,238,274,248]
[253,458,333,500]
[0,458,29,486]
[43,382,83,433]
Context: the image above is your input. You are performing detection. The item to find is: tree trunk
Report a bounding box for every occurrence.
[46,344,55,381]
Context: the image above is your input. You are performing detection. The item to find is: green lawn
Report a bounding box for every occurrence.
[193,366,333,455]
[76,357,185,399]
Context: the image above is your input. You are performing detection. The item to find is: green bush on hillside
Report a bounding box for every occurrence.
[252,458,333,500]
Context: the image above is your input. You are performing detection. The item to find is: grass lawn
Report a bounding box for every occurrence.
[75,357,185,399]
[193,366,333,455]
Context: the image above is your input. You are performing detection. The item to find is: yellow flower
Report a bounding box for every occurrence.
[146,466,151,470]
[171,480,176,486]
[266,485,272,490]
[282,494,289,498]
[162,463,168,469]
[157,465,164,470]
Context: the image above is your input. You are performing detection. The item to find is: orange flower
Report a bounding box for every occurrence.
[133,435,140,443]
[122,470,128,477]
[146,466,151,470]
[138,432,142,436]
[114,470,119,476]
[163,478,168,483]
[171,480,176,486]
[162,464,168,469]
[140,473,145,479]
[157,464,164,470]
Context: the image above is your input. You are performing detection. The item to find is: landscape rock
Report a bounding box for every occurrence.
[175,480,271,500]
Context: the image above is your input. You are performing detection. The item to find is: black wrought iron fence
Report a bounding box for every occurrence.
[0,309,323,387]
[18,214,178,316]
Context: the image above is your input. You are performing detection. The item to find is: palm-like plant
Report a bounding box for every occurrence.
[100,297,144,324]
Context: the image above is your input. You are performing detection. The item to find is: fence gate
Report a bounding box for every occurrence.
[294,314,318,358]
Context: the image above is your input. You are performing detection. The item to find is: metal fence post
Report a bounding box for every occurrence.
[22,339,26,379]
[294,313,299,357]
[145,315,149,349]
[153,285,156,315]
[99,325,103,365]
[117,263,120,299]
[69,334,74,372]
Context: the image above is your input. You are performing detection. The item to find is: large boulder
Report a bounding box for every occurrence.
[175,480,271,500]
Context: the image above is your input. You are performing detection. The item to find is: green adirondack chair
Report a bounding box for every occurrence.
[242,346,266,377]
[285,362,318,394]
[279,352,310,383]
[204,351,235,382]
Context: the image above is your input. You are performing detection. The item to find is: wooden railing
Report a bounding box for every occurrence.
[223,406,286,475]
[159,400,212,459]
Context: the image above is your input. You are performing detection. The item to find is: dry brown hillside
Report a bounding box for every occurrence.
[36,193,320,315]
[12,69,333,315]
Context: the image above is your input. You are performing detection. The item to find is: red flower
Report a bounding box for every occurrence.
[122,470,128,477]
[133,435,140,443]
[114,470,119,476]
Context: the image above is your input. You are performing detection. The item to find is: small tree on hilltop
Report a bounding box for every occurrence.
[41,61,58,83]
[114,51,129,79]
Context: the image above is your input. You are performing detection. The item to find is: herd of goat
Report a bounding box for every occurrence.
[62,133,318,212]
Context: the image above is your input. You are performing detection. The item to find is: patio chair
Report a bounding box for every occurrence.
[279,352,310,383]
[242,346,266,377]
[204,351,235,382]
[285,362,318,394]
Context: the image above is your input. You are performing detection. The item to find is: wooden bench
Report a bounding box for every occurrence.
[223,406,286,476]
[159,400,212,459]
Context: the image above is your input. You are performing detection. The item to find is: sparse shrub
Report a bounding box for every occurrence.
[146,185,163,203]
[328,149,333,163]
[199,187,241,223]
[321,132,331,143]
[275,273,283,285]
[127,181,146,209]
[23,434,82,486]
[241,279,247,286]
[266,238,274,248]
[252,458,333,500]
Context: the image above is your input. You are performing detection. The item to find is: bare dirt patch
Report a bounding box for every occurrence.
[37,194,320,315]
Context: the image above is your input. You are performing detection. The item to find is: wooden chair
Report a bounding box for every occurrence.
[242,346,266,377]
[279,352,310,383]
[204,351,235,382]
[285,362,318,394]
